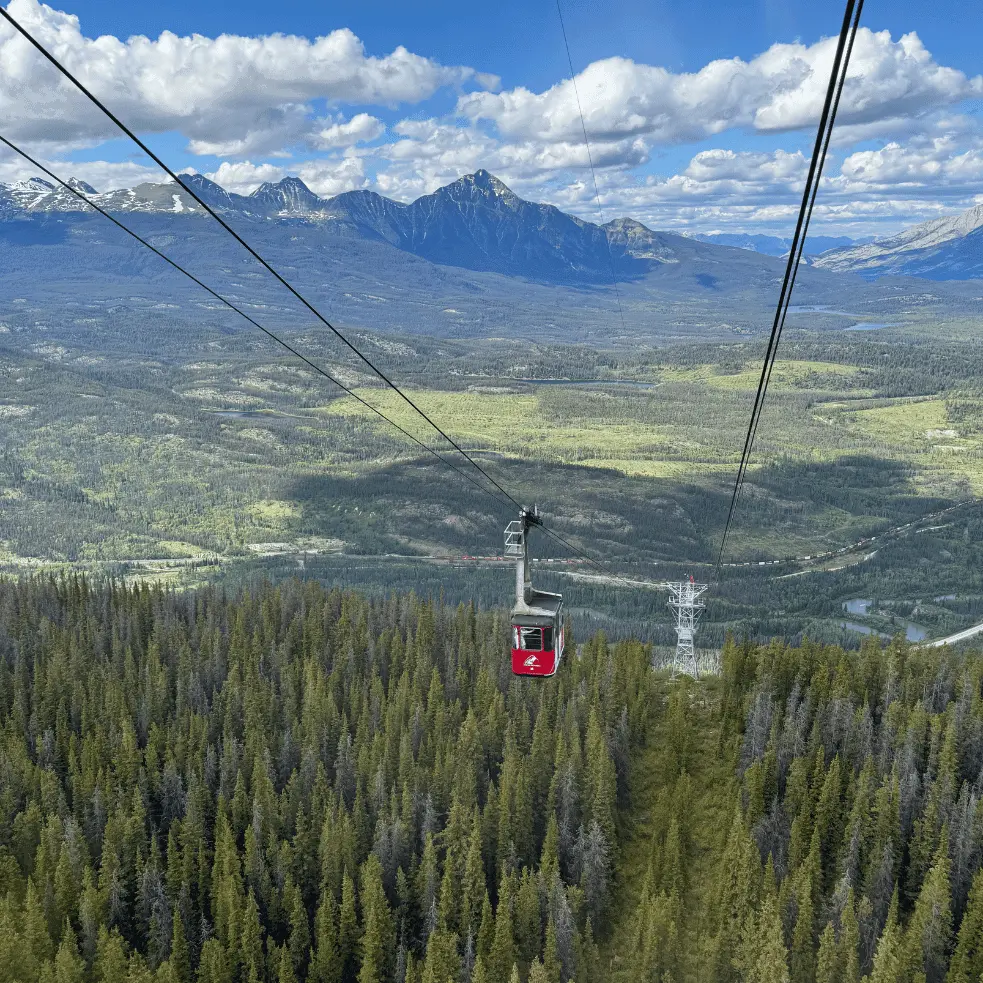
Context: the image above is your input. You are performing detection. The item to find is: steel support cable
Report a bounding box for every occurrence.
[555,0,629,336]
[729,0,859,514]
[534,521,644,591]
[736,0,863,515]
[0,135,522,519]
[0,5,524,513]
[714,0,863,576]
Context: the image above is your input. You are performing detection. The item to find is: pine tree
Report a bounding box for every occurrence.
[169,910,190,983]
[339,872,359,981]
[53,923,85,983]
[311,893,342,983]
[488,874,517,983]
[906,834,952,982]
[816,923,840,983]
[196,940,231,983]
[947,868,983,982]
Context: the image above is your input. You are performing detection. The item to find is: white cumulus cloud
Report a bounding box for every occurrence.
[0,0,496,153]
[458,29,981,147]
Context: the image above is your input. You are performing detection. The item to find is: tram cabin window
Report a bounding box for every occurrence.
[542,625,554,651]
[519,627,542,651]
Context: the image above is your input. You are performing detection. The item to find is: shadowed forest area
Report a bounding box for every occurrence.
[1,577,983,982]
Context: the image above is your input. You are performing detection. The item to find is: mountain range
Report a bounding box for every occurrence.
[1,168,981,351]
[814,204,983,280]
[0,168,732,284]
[692,232,865,257]
[5,168,982,283]
[0,170,808,284]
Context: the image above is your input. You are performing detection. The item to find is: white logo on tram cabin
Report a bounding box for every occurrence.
[523,654,540,669]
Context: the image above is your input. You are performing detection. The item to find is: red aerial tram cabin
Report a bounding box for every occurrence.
[505,507,565,677]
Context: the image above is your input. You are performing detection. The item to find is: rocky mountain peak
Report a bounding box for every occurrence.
[250,176,324,213]
[67,177,98,195]
[14,177,55,194]
[446,169,517,202]
[604,217,649,233]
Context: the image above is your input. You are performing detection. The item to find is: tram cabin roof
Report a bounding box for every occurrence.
[510,589,563,625]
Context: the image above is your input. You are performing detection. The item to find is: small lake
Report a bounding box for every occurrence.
[843,322,898,332]
[840,620,891,639]
[842,599,928,641]
[844,598,871,616]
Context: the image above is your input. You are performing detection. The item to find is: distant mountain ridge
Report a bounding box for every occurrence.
[6,169,983,282]
[0,168,709,282]
[693,231,866,257]
[814,203,983,280]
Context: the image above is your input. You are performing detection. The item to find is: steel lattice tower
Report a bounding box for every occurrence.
[666,580,709,677]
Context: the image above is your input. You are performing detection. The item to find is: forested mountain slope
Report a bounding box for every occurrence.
[2,579,983,983]
[0,578,651,983]
[607,639,983,982]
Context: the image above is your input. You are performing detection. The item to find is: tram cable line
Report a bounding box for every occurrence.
[555,0,629,338]
[735,0,863,515]
[714,0,864,577]
[0,4,525,515]
[0,134,524,520]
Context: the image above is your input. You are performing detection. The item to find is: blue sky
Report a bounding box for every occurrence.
[1,0,981,235]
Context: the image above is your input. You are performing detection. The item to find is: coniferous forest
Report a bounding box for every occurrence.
[1,576,983,983]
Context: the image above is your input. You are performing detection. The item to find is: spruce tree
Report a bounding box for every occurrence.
[869,892,905,983]
[195,941,230,983]
[947,868,983,983]
[906,834,953,983]
[277,944,296,983]
[93,928,129,983]
[815,923,840,983]
[488,874,517,983]
[169,910,190,983]
[339,873,359,981]
[311,893,342,983]
[287,885,311,978]
[53,924,85,983]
